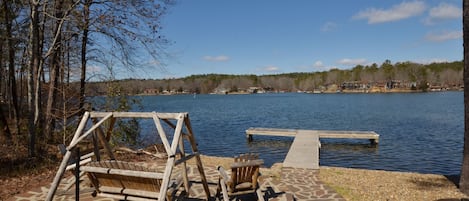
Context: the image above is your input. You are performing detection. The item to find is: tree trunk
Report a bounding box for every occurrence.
[80,0,91,111]
[44,0,64,140]
[4,0,18,142]
[461,0,469,195]
[28,0,42,157]
[44,56,59,140]
[0,105,11,143]
[0,20,3,109]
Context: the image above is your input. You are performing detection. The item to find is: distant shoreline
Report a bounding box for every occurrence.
[136,88,463,96]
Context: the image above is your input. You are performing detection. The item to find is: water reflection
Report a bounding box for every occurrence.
[246,139,293,149]
[246,137,379,153]
[244,139,291,167]
[320,143,378,154]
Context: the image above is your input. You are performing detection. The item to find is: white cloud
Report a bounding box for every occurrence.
[429,3,460,20]
[260,65,280,73]
[353,1,426,24]
[311,61,339,72]
[87,65,102,73]
[202,55,230,62]
[313,61,324,67]
[320,22,337,32]
[337,58,367,66]
[148,59,162,66]
[424,3,461,25]
[425,30,462,42]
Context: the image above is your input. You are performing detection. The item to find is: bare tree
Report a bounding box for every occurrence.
[18,0,173,156]
[1,0,19,142]
[461,0,469,194]
[27,0,42,157]
[259,76,276,90]
[79,0,92,110]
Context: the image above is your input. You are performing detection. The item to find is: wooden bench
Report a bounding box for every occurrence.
[81,160,184,200]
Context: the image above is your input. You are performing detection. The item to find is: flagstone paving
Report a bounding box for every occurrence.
[8,164,345,201]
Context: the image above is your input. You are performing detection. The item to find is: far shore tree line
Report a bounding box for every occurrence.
[84,60,463,96]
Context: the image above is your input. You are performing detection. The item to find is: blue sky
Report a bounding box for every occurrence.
[139,0,462,79]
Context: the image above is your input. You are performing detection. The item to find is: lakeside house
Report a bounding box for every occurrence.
[142,80,463,96]
[340,80,420,93]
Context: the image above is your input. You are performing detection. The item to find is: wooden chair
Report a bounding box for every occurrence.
[82,160,184,201]
[217,153,264,201]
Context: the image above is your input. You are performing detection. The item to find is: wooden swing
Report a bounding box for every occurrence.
[45,112,210,201]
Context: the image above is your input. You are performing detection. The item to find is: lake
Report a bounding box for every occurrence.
[132,91,463,176]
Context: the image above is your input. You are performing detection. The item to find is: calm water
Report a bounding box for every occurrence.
[133,92,463,175]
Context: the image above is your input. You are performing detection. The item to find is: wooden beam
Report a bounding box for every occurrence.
[246,127,297,137]
[158,113,185,201]
[177,132,190,192]
[46,112,90,201]
[90,112,154,118]
[89,111,185,119]
[69,112,90,146]
[45,150,73,201]
[68,112,113,150]
[184,115,211,199]
[152,112,172,156]
[91,117,115,160]
[174,153,198,166]
[80,166,165,179]
[245,127,379,144]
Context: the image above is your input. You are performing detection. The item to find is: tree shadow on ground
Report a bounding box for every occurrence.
[406,174,463,189]
[261,186,285,200]
[446,174,460,188]
[408,174,469,201]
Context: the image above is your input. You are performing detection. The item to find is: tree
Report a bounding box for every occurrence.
[44,0,77,139]
[381,59,395,80]
[0,0,173,157]
[460,0,469,194]
[79,0,92,110]
[1,0,19,143]
[351,65,364,81]
[27,0,42,157]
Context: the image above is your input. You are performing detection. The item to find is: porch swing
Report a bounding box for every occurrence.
[45,111,211,201]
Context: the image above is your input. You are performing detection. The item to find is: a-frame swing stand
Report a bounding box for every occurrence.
[45,112,211,201]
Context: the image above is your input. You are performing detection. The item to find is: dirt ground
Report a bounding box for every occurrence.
[320,166,468,201]
[0,144,58,200]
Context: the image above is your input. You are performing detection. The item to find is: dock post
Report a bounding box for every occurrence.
[247,134,253,142]
[369,138,379,145]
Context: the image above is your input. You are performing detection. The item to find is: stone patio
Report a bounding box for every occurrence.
[9,163,345,201]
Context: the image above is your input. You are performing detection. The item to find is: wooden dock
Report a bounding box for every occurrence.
[245,127,380,144]
[246,127,380,170]
[283,130,319,169]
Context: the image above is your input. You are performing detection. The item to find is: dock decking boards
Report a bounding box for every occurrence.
[245,127,380,170]
[245,127,379,144]
[283,130,319,169]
